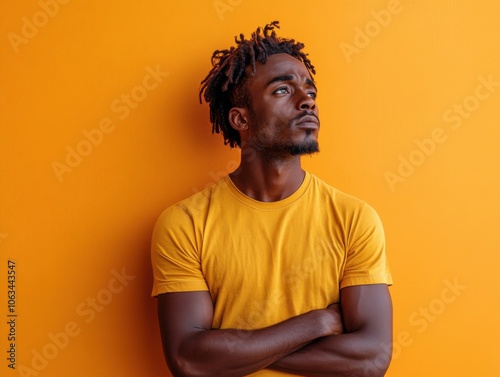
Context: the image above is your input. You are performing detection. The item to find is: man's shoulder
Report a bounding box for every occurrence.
[309,173,367,208]
[158,176,230,220]
[308,173,383,227]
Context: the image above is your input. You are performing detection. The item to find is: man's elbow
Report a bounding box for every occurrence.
[166,353,239,377]
[166,356,209,377]
[357,342,392,377]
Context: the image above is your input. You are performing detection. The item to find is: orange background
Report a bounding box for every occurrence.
[1,1,499,376]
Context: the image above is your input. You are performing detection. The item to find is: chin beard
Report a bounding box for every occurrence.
[254,136,320,160]
[288,140,320,156]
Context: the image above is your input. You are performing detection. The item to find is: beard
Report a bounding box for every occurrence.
[254,137,320,160]
[256,126,320,159]
[248,109,320,159]
[287,132,320,156]
[288,143,320,155]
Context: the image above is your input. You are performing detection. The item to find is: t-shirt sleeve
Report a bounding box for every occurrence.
[151,204,209,297]
[340,202,393,289]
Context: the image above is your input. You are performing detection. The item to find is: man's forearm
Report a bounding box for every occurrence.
[169,308,340,377]
[269,285,393,377]
[268,330,391,377]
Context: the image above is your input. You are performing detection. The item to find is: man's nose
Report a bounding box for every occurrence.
[298,91,316,110]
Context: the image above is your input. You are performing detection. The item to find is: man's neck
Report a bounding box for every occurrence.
[229,155,305,202]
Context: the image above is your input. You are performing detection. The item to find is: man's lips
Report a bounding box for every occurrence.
[295,115,319,129]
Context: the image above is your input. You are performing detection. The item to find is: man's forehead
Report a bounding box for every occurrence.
[248,53,313,83]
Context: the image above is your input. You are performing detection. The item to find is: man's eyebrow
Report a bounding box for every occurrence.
[265,75,317,91]
[306,78,317,91]
[266,75,294,87]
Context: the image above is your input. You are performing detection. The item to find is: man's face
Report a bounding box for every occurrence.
[242,53,320,157]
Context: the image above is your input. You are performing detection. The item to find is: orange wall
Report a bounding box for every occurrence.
[1,1,499,376]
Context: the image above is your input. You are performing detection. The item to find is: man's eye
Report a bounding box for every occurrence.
[274,87,289,95]
[308,92,317,99]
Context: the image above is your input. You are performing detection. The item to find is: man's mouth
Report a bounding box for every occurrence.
[295,114,319,129]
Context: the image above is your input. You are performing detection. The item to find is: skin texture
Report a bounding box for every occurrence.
[157,53,393,376]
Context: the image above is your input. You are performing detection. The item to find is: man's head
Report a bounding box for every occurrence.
[199,21,318,154]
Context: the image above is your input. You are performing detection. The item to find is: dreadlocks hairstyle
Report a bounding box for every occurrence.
[199,21,316,148]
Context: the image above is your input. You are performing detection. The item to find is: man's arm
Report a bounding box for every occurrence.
[157,290,343,377]
[269,284,393,377]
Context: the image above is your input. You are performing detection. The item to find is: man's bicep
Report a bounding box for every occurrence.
[157,291,214,365]
[340,284,392,341]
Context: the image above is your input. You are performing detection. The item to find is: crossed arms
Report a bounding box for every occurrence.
[157,284,392,377]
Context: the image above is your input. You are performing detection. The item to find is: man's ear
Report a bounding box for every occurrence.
[228,107,249,131]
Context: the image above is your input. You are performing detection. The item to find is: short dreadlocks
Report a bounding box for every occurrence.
[199,21,315,148]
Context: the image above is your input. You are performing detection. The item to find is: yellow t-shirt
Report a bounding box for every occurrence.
[151,172,392,376]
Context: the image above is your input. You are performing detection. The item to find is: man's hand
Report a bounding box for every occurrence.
[308,303,344,338]
[324,303,344,335]
[268,284,393,377]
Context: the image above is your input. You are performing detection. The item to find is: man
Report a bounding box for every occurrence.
[151,21,393,376]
